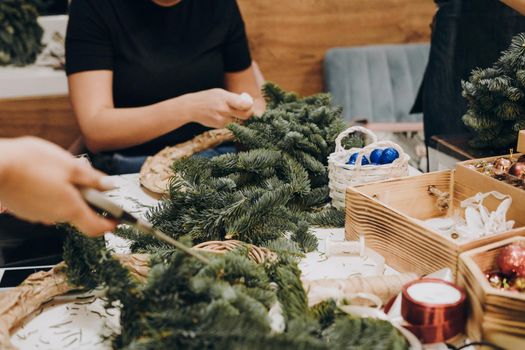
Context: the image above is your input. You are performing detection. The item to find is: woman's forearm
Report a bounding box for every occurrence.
[502,0,525,15]
[79,97,191,153]
[69,71,193,153]
[69,70,256,153]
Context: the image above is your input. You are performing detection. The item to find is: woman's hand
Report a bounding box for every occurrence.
[181,88,254,128]
[0,137,116,236]
[68,67,263,153]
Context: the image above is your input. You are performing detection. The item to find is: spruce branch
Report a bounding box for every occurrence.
[463,33,525,149]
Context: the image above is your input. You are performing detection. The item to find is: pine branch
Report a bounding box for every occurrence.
[290,221,318,252]
[463,33,525,149]
[462,112,500,130]
[262,82,299,109]
[306,207,346,228]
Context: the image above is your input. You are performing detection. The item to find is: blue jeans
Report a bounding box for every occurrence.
[91,144,238,175]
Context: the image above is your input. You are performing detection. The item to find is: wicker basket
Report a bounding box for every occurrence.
[193,240,277,264]
[328,126,410,209]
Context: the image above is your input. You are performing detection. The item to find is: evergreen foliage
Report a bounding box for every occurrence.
[62,229,408,350]
[59,84,406,349]
[121,83,362,253]
[0,0,43,66]
[462,33,525,149]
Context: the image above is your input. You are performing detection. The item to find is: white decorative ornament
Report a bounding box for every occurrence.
[422,191,514,241]
[240,92,254,106]
[456,191,514,240]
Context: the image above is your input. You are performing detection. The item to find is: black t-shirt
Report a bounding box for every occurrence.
[66,0,252,156]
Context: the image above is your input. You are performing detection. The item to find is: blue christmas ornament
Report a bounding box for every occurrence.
[379,147,399,164]
[347,152,370,165]
[369,148,383,164]
[347,152,358,164]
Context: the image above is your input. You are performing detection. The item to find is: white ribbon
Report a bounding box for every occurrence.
[268,302,286,333]
[423,191,514,241]
[457,191,514,240]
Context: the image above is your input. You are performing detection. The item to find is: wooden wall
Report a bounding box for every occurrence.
[238,0,435,96]
[0,95,80,148]
[0,0,435,148]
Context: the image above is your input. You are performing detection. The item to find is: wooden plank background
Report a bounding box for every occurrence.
[238,0,435,96]
[0,0,435,148]
[0,95,80,149]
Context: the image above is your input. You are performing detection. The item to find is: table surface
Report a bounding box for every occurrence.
[11,171,454,350]
[430,134,510,161]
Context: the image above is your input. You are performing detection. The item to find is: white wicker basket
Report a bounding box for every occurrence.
[328,126,410,210]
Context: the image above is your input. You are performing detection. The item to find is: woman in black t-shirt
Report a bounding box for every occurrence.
[66,0,265,174]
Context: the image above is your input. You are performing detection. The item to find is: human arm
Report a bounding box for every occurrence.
[0,137,116,236]
[225,63,266,116]
[222,1,266,116]
[68,71,254,153]
[501,0,525,14]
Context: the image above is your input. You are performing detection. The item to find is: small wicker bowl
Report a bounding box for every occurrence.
[328,126,410,210]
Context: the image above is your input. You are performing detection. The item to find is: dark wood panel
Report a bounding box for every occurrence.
[0,95,79,148]
[239,0,435,96]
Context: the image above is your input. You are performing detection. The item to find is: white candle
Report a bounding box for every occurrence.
[407,282,461,305]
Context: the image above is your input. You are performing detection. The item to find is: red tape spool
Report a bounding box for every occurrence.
[401,278,466,343]
[402,317,465,344]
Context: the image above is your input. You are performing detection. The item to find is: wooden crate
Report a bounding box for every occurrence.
[456,154,525,226]
[458,236,525,349]
[345,170,525,279]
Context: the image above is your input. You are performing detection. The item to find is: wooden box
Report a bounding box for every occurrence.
[345,170,525,279]
[458,236,525,349]
[456,154,525,224]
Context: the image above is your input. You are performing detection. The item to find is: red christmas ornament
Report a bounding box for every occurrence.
[492,157,512,176]
[498,242,525,278]
[508,162,525,177]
